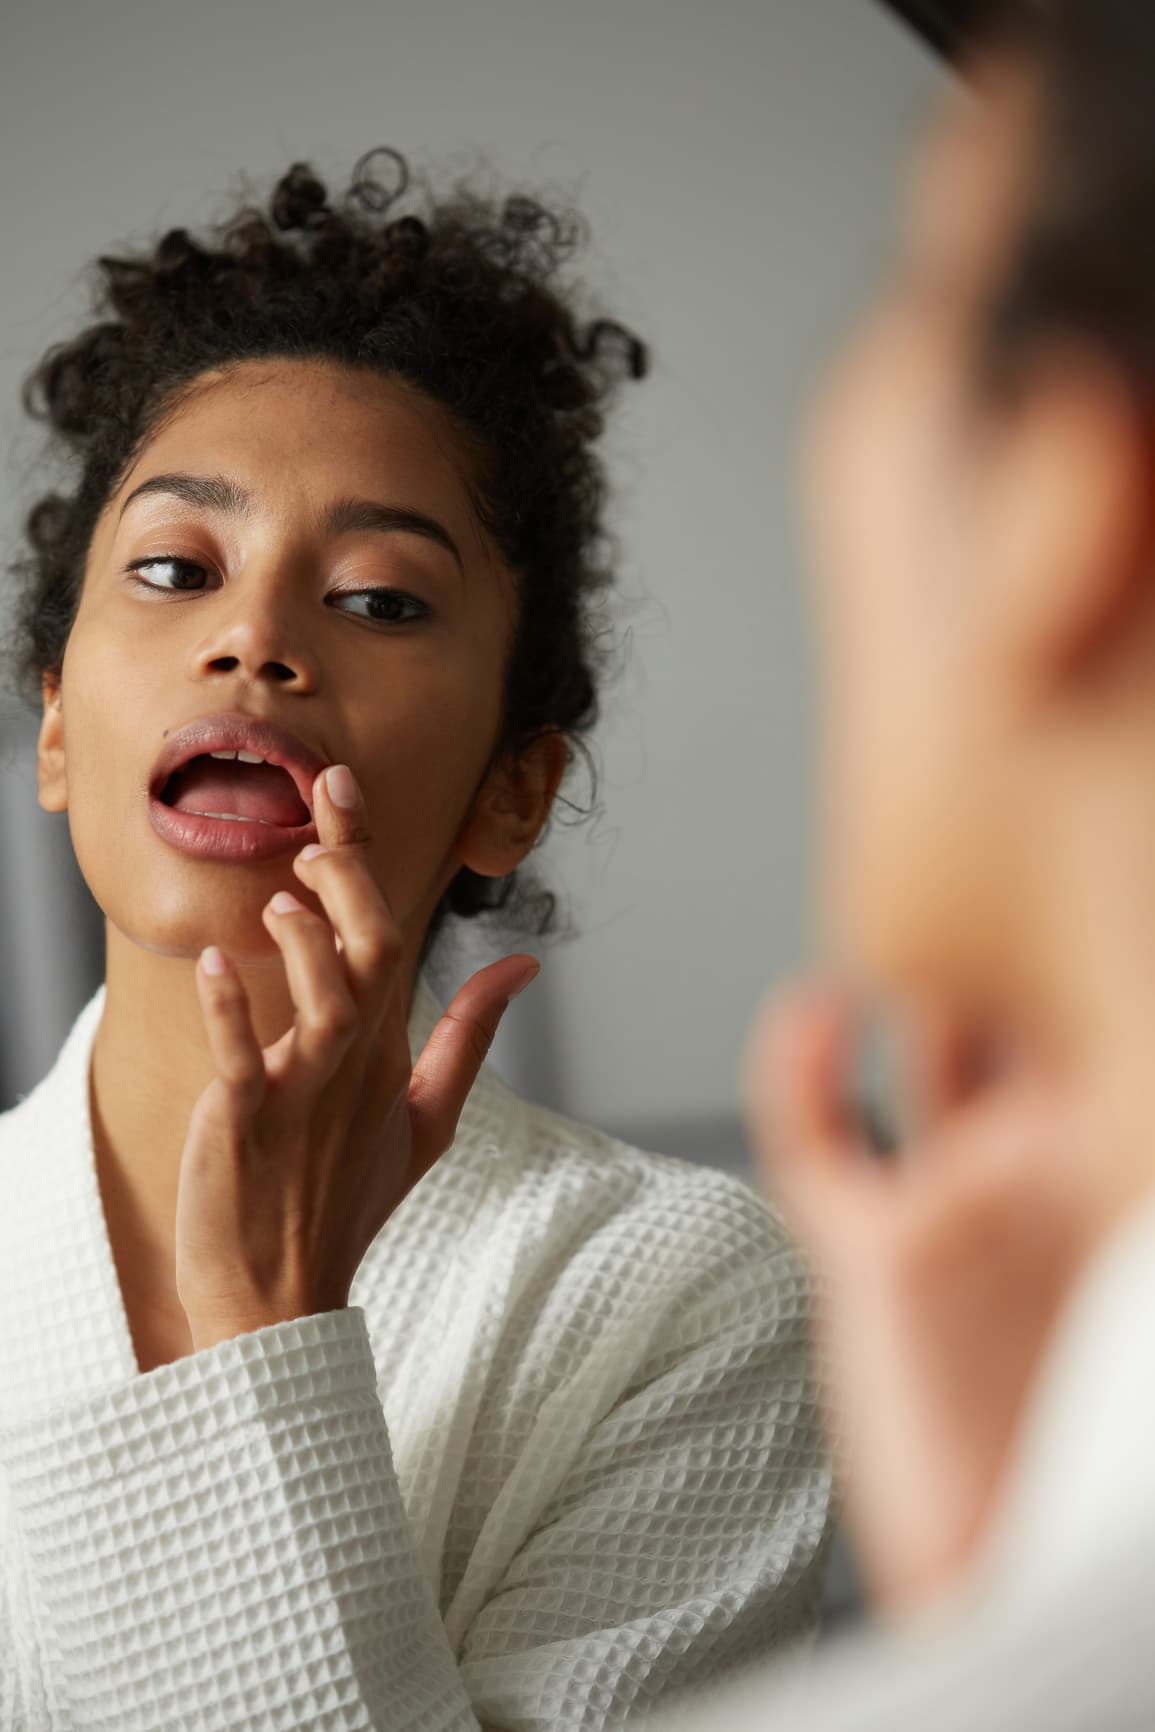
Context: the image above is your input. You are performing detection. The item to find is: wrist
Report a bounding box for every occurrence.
[186,1300,347,1352]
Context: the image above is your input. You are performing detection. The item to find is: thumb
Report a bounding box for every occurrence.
[407,955,540,1171]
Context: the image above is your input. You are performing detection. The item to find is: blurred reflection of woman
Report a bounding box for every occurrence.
[660,1,1155,1727]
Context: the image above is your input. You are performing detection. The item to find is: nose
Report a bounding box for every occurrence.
[191,578,319,691]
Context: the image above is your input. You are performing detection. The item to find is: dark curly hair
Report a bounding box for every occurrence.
[6,146,648,938]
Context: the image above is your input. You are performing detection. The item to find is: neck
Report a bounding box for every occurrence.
[1025,785,1155,1246]
[89,920,425,1294]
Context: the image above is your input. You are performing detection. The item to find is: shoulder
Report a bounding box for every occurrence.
[411,1064,809,1328]
[532,1094,792,1257]
[0,987,103,1174]
[0,1090,37,1150]
[0,1085,66,1202]
[357,1071,820,1489]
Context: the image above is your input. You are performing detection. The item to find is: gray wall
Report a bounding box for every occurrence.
[1,0,947,1633]
[0,0,945,1169]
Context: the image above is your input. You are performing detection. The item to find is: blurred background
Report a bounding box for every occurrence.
[1,0,948,1618]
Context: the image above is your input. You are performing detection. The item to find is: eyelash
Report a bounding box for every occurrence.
[124,556,433,627]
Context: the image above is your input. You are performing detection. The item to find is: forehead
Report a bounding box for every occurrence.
[115,359,481,525]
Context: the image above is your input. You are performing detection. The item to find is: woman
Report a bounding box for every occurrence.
[0,152,832,1728]
[658,0,1155,1726]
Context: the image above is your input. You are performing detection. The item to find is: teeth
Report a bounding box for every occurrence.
[189,810,277,827]
[236,750,265,764]
[209,749,239,761]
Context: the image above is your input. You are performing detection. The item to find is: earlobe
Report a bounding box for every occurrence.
[36,672,68,814]
[458,729,570,880]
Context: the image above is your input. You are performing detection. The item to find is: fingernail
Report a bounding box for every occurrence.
[200,945,229,975]
[297,843,327,862]
[270,891,304,915]
[326,764,359,809]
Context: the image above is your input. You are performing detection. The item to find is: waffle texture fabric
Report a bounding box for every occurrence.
[651,1181,1155,1731]
[0,980,833,1730]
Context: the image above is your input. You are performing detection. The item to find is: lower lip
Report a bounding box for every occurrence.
[148,796,318,862]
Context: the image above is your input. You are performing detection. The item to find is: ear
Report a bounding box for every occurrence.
[978,350,1152,697]
[457,729,569,880]
[37,670,68,814]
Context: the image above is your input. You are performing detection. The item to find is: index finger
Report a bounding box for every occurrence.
[292,764,403,1018]
[314,763,374,851]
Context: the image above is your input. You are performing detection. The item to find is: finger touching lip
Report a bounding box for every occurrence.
[148,709,330,815]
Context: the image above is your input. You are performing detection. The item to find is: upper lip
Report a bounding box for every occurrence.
[149,710,329,819]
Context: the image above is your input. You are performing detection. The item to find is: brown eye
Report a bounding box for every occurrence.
[128,556,211,592]
[330,588,431,626]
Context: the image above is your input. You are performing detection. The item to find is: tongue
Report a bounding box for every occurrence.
[165,757,310,827]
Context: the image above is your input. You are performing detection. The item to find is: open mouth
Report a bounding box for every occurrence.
[157,749,313,830]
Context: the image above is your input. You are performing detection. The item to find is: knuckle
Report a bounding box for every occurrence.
[187,1093,220,1136]
[191,1081,241,1137]
[406,1066,435,1116]
[360,920,401,973]
[311,996,358,1046]
[322,833,373,863]
[339,824,374,851]
[469,1027,494,1070]
[451,1011,495,1071]
[219,1052,263,1090]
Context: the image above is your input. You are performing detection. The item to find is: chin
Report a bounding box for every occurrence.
[139,930,285,964]
[98,882,288,965]
[114,922,284,964]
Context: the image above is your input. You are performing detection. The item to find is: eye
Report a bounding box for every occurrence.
[329,588,432,627]
[127,555,212,592]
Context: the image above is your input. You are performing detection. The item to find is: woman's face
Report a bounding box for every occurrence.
[805,59,1043,1001]
[39,359,552,962]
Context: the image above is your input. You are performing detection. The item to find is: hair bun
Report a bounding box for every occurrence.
[271,163,331,232]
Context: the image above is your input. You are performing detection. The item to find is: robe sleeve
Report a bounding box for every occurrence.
[0,1243,830,1731]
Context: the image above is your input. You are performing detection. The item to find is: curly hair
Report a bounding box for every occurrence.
[7,147,648,938]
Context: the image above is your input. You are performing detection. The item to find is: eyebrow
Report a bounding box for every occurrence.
[120,472,252,518]
[322,497,463,574]
[119,472,464,574]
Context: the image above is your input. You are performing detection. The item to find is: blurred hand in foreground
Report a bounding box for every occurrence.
[746,988,1103,1615]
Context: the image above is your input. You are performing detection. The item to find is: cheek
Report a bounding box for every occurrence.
[58,613,154,819]
[362,629,507,792]
[810,328,942,773]
[53,620,177,932]
[806,321,978,976]
[809,318,948,671]
[342,628,511,899]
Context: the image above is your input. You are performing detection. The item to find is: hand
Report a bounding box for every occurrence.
[746,987,1103,1615]
[174,762,538,1350]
